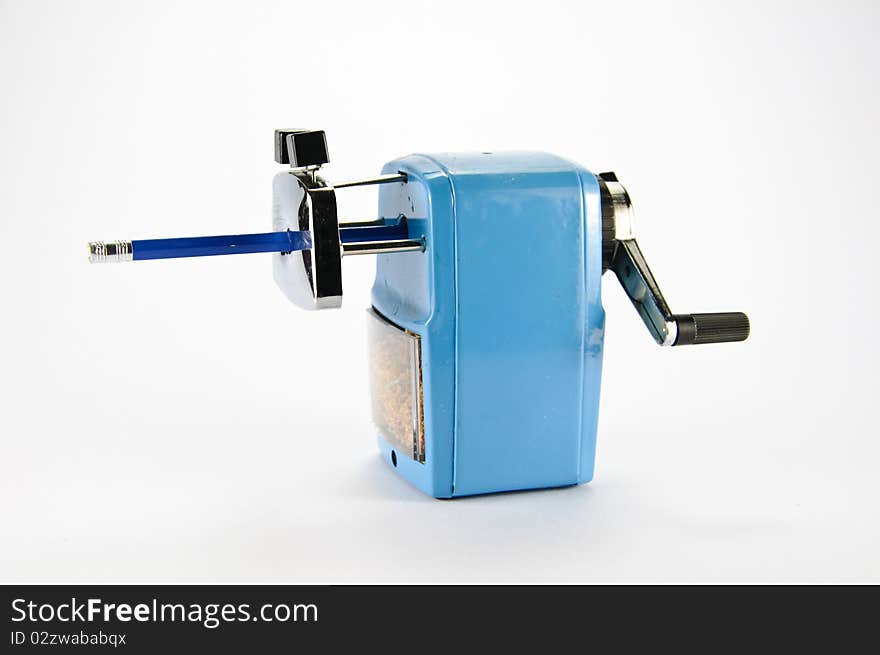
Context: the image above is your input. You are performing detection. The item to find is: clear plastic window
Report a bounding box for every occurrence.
[367,308,425,463]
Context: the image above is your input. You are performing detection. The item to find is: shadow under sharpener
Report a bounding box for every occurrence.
[368,153,605,498]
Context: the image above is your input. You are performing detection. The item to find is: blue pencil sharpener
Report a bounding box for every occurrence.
[89,129,749,498]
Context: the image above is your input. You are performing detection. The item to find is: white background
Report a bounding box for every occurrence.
[1,0,877,583]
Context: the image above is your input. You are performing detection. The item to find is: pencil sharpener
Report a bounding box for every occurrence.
[89,129,749,499]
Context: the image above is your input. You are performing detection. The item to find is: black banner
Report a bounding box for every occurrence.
[1,585,876,651]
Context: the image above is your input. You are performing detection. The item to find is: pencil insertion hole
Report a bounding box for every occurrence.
[391,450,398,467]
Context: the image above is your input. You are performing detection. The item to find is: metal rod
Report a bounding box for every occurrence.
[342,238,425,256]
[332,173,407,189]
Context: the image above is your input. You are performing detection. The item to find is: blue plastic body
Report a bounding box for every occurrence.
[370,152,605,498]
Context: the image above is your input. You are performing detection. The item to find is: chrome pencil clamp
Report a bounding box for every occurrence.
[272,129,424,310]
[89,128,425,310]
